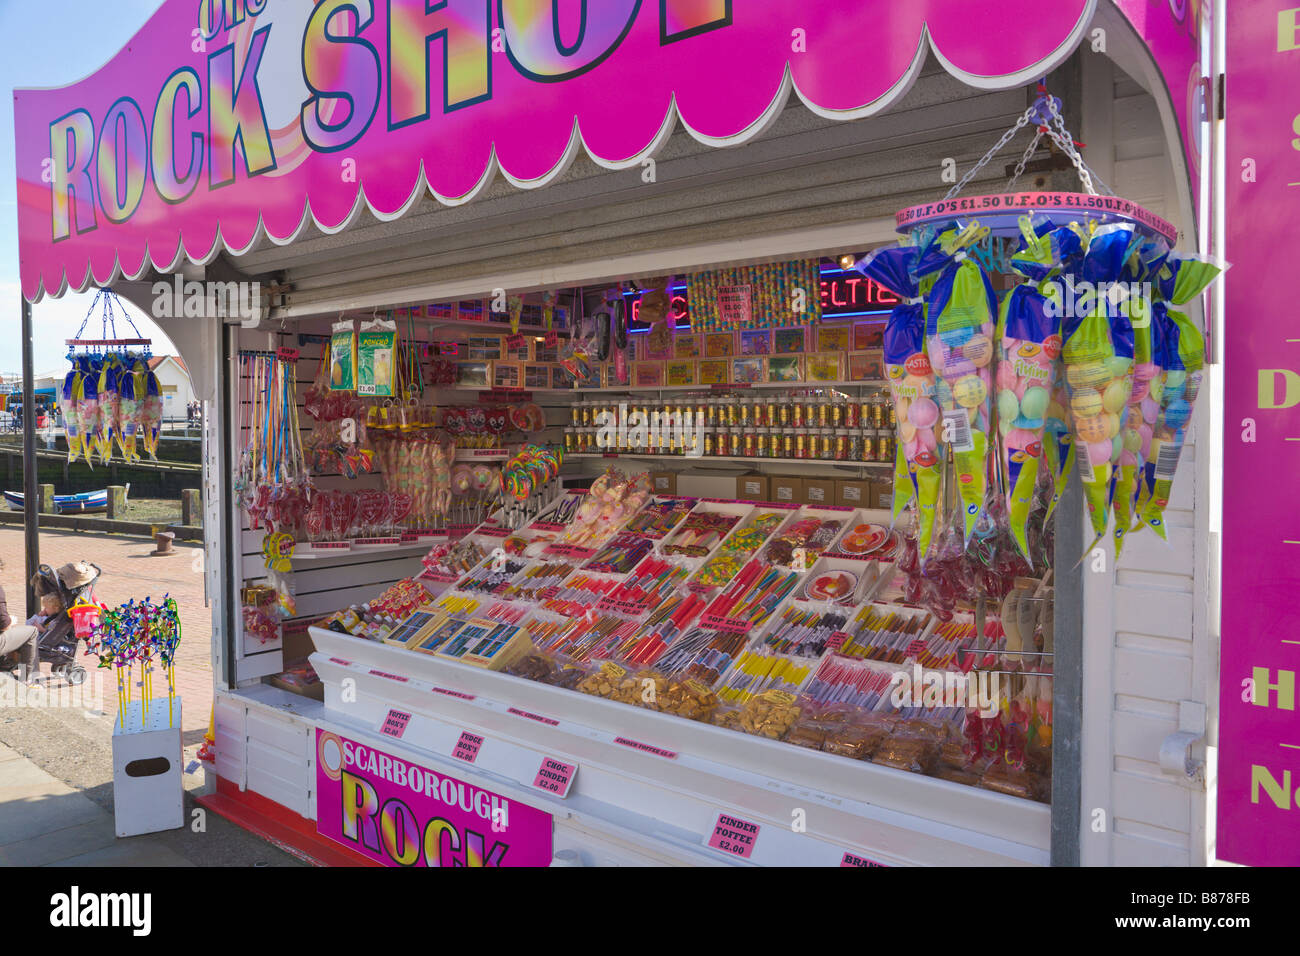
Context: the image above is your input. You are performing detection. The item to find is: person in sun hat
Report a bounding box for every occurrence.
[56,561,98,593]
[0,557,40,682]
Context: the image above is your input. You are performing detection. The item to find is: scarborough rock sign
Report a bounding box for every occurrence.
[15,0,1098,300]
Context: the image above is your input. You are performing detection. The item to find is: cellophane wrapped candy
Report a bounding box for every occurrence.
[995,285,1060,560]
[854,246,943,560]
[1137,253,1223,536]
[994,214,1077,559]
[1109,238,1168,556]
[60,365,84,464]
[917,223,998,545]
[1058,224,1141,549]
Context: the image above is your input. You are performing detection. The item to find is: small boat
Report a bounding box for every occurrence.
[3,485,126,515]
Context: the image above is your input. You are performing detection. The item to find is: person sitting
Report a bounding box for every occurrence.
[0,559,40,683]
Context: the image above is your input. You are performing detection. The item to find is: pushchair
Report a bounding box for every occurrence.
[29,562,101,685]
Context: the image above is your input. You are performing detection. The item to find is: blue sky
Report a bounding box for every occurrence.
[0,0,172,381]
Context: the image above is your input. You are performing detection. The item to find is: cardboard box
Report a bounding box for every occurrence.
[677,469,743,499]
[870,480,893,509]
[735,473,769,502]
[803,478,836,506]
[836,479,872,508]
[649,471,678,495]
[770,475,803,504]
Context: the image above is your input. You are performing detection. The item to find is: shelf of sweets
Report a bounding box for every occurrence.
[567,452,893,469]
[321,491,1052,802]
[567,380,888,393]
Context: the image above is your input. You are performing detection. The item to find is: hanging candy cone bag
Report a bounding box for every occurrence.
[918,223,998,544]
[855,246,943,558]
[1136,253,1223,536]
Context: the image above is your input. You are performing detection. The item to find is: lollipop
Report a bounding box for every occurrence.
[451,464,473,496]
[855,245,943,559]
[917,221,997,544]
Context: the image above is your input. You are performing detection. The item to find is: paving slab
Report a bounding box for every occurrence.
[0,818,116,866]
[0,783,104,847]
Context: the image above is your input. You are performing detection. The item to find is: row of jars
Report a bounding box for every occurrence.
[569,393,897,432]
[564,423,897,462]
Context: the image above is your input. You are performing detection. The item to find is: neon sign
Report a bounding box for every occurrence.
[820,276,897,317]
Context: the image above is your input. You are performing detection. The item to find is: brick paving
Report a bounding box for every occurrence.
[0,525,213,741]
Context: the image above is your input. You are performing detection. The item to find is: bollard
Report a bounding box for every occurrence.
[151,531,176,556]
[39,483,55,514]
[181,488,201,526]
[107,485,127,519]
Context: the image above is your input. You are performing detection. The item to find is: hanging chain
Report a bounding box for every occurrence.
[946,86,1116,199]
[943,110,1032,199]
[1007,127,1045,191]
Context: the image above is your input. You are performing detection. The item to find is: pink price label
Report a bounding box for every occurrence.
[478,527,511,538]
[827,631,849,651]
[508,706,560,726]
[906,640,926,658]
[418,569,461,583]
[840,852,888,867]
[532,757,576,797]
[709,813,760,859]
[380,709,411,739]
[699,614,751,634]
[544,329,559,349]
[452,731,483,763]
[505,334,526,350]
[431,687,476,701]
[613,737,678,759]
[529,521,568,532]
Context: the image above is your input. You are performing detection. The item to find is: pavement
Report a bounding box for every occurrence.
[0,526,302,866]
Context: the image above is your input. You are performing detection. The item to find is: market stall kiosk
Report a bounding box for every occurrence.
[14,1,1225,866]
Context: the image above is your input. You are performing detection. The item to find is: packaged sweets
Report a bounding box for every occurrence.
[330,318,357,391]
[357,317,398,397]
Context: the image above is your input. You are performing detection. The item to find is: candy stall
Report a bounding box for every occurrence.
[13,1,1232,866]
